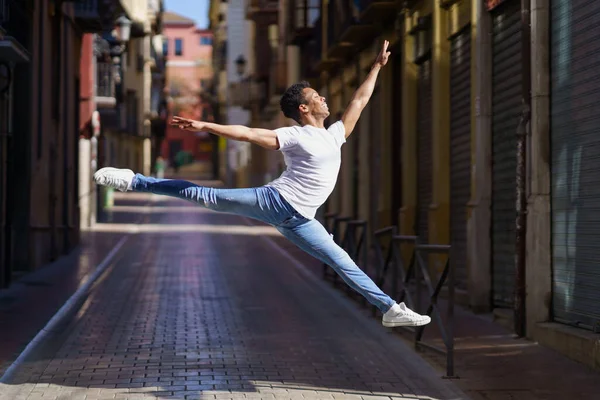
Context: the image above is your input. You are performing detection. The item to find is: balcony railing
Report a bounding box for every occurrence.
[0,0,34,52]
[355,0,398,23]
[75,0,119,33]
[75,0,99,17]
[325,0,377,58]
[96,62,114,97]
[228,78,266,110]
[0,0,9,25]
[74,0,103,32]
[287,0,320,45]
[246,0,278,18]
[306,16,322,76]
[95,61,117,107]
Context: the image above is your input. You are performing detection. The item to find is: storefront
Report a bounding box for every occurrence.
[489,0,521,308]
[449,22,471,292]
[551,0,600,331]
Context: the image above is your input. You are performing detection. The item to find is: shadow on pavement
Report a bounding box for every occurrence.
[1,192,463,400]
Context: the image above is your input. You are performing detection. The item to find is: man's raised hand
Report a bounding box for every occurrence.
[170,116,204,132]
[374,40,391,68]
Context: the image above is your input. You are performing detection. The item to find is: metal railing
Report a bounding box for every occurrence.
[1,0,34,49]
[322,212,369,302]
[96,62,115,98]
[372,227,456,378]
[74,0,98,16]
[0,0,9,25]
[228,79,266,109]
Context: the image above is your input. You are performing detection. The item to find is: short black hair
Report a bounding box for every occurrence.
[280,81,311,124]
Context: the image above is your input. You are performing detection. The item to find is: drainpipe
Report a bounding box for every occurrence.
[515,0,531,338]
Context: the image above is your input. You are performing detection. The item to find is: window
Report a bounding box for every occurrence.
[175,38,183,56]
[162,38,168,56]
[410,16,432,64]
[200,36,212,46]
[295,0,320,29]
[200,79,210,89]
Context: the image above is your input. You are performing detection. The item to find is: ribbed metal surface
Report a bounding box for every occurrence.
[0,90,8,288]
[551,0,600,332]
[370,88,382,229]
[491,0,521,308]
[417,60,432,243]
[450,28,471,292]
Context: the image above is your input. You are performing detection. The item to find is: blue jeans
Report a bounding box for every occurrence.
[132,174,396,313]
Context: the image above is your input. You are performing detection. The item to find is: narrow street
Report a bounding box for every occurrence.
[0,188,465,400]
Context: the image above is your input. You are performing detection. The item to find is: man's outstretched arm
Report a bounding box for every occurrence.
[171,117,280,150]
[341,40,391,138]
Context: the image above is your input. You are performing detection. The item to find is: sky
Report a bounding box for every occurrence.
[164,0,210,29]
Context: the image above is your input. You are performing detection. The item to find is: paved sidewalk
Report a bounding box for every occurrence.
[0,193,466,400]
[0,193,156,377]
[243,217,600,400]
[0,231,128,377]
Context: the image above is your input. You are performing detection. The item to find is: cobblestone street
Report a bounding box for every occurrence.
[0,190,465,400]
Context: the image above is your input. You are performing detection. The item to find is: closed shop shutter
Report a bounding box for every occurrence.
[370,87,382,229]
[450,27,471,291]
[551,0,600,331]
[491,0,521,308]
[0,86,9,288]
[417,59,432,242]
[391,49,403,222]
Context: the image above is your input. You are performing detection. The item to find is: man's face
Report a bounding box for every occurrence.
[301,88,330,119]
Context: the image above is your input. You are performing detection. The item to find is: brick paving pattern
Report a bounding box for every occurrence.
[0,192,465,400]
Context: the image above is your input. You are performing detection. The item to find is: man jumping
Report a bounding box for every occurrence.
[94,40,431,328]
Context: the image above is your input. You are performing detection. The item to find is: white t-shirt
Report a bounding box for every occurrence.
[267,120,346,219]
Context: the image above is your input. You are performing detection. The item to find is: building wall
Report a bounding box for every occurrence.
[226,0,252,186]
[209,0,231,182]
[274,0,600,372]
[26,1,81,270]
[78,34,97,230]
[162,17,214,165]
[79,34,96,134]
[164,25,213,93]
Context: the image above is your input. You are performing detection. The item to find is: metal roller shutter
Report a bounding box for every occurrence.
[0,88,9,288]
[370,88,382,229]
[391,49,403,223]
[551,0,600,331]
[417,60,432,243]
[491,0,521,308]
[450,28,471,291]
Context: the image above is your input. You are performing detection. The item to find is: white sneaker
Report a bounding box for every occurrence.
[93,167,135,192]
[382,302,431,327]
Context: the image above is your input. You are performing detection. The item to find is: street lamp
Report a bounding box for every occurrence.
[116,15,132,43]
[235,54,246,79]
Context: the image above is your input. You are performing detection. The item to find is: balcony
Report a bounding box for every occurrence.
[150,35,166,74]
[287,0,320,46]
[356,0,398,24]
[95,61,117,107]
[326,0,375,59]
[0,0,33,61]
[246,0,278,21]
[74,0,121,33]
[228,78,266,110]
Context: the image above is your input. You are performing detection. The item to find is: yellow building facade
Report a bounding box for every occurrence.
[279,0,599,371]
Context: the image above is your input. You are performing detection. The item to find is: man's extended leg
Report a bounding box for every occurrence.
[276,217,431,327]
[94,168,291,225]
